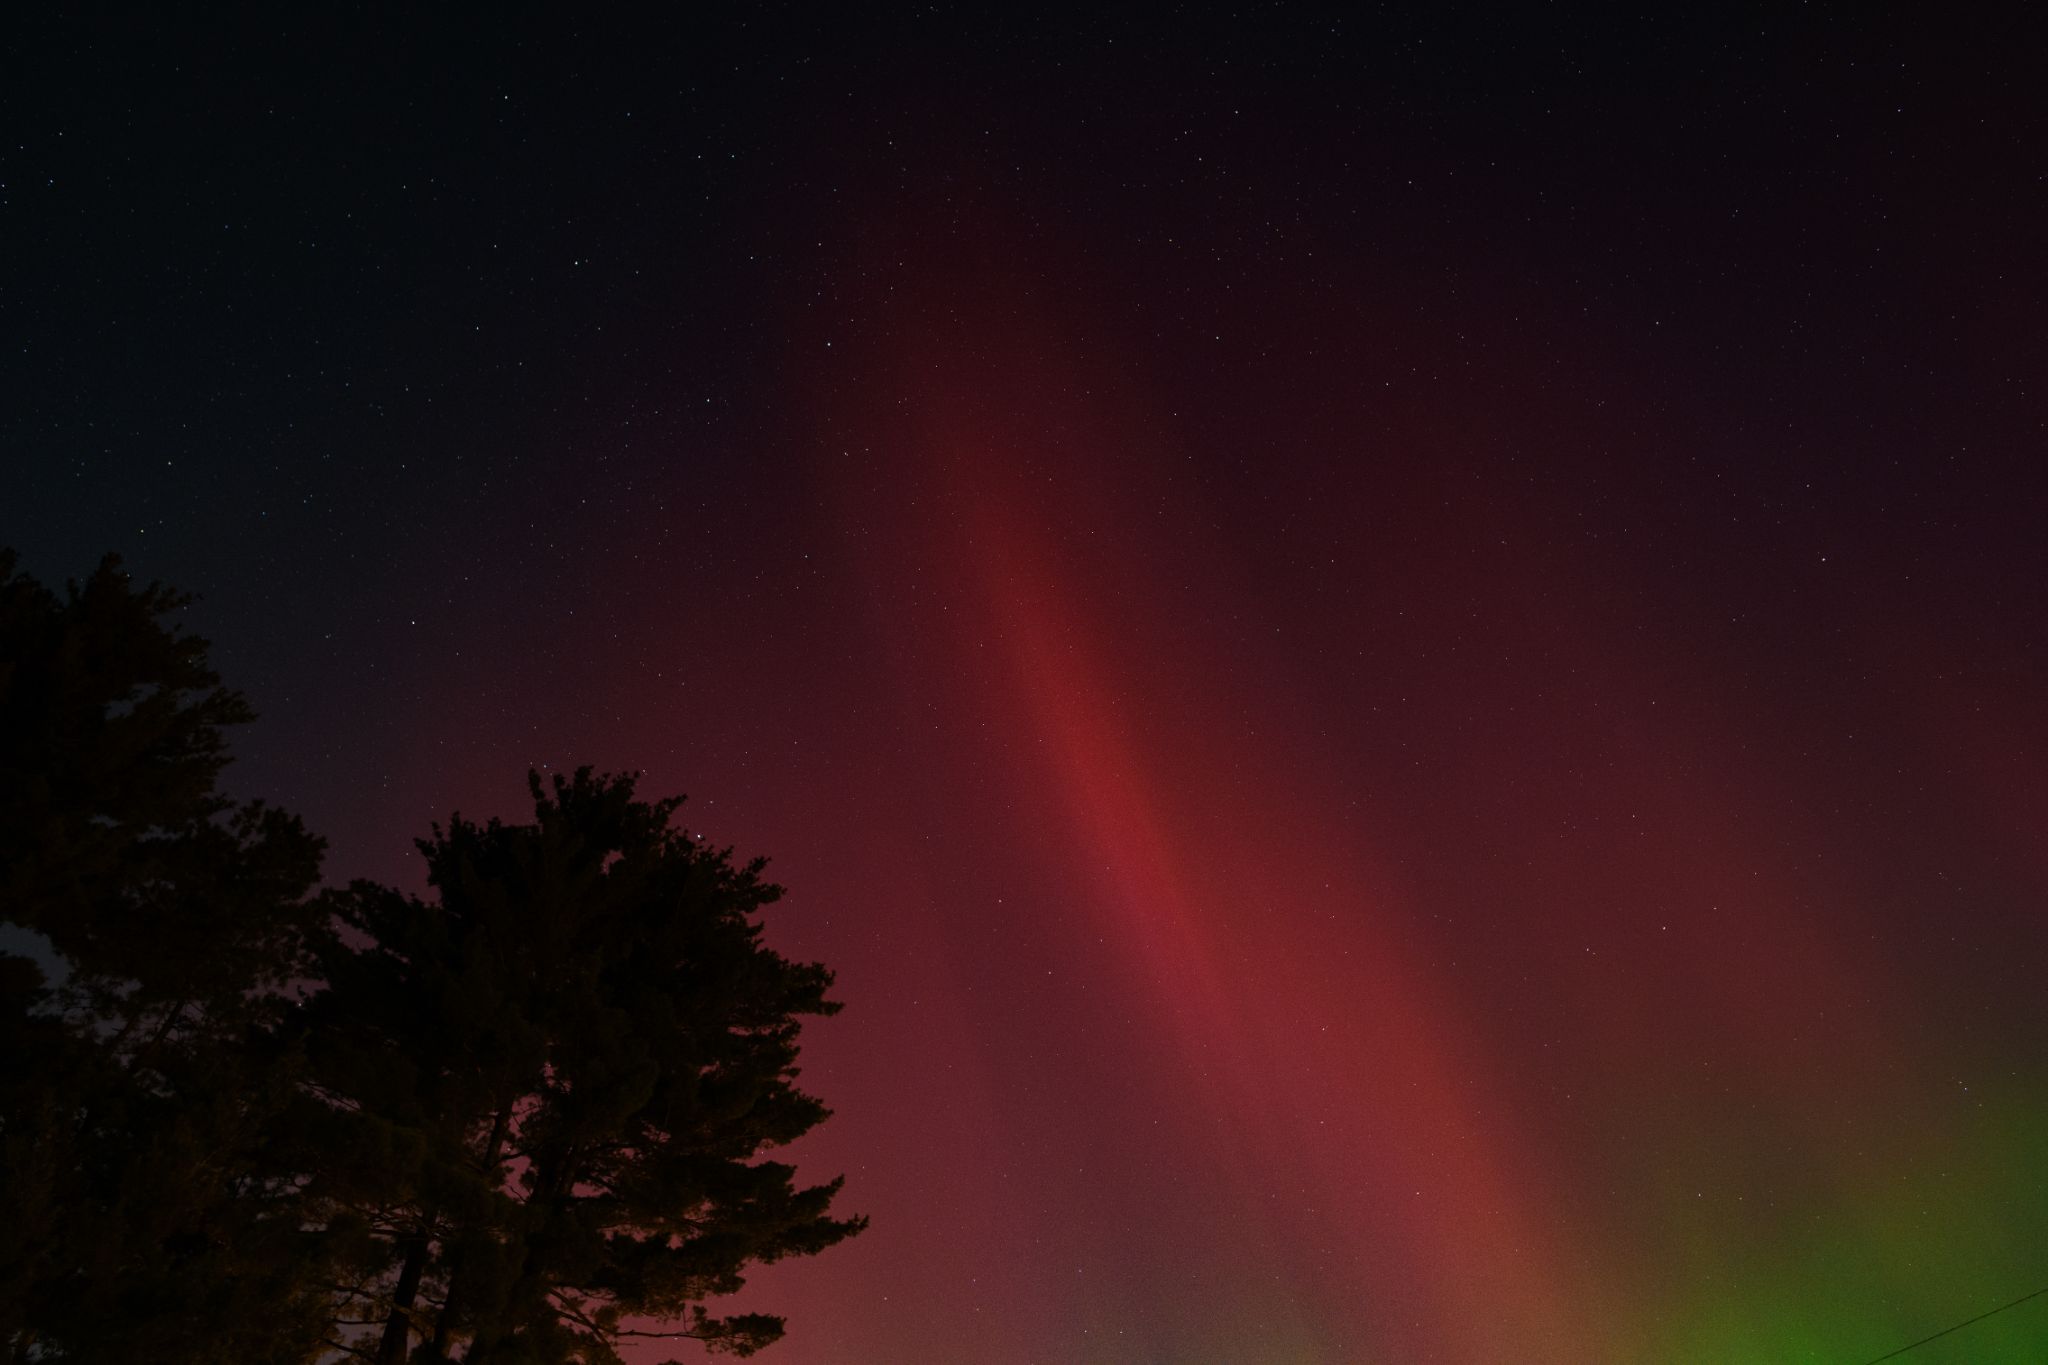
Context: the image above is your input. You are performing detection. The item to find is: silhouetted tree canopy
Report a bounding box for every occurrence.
[0,551,335,1362]
[306,770,866,1361]
[0,552,864,1362]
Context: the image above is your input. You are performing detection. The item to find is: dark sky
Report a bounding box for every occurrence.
[7,8,2048,1362]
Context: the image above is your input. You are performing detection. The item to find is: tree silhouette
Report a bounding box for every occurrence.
[1,552,865,1361]
[0,551,336,1362]
[306,770,865,1361]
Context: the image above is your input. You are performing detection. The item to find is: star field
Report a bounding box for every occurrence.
[6,9,2048,1362]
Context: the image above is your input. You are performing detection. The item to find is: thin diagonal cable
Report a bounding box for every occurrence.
[1855,1282,2048,1364]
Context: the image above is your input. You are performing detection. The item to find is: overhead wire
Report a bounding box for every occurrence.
[1854,1282,2048,1364]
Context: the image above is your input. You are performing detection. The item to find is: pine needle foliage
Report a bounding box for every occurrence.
[306,770,865,1362]
[0,551,334,1363]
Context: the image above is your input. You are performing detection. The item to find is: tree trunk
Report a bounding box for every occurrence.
[463,1141,578,1363]
[375,1233,430,1364]
[425,1100,520,1358]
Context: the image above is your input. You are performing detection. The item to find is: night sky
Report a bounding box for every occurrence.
[7,8,2048,1362]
